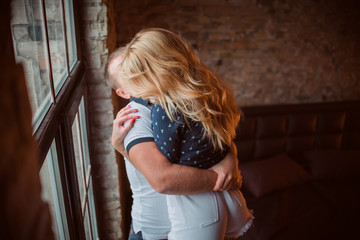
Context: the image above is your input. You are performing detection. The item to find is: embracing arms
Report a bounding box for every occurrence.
[112,105,241,195]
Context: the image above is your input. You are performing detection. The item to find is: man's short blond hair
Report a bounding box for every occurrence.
[104,47,126,90]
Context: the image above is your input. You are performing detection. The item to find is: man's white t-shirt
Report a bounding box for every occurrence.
[123,99,171,239]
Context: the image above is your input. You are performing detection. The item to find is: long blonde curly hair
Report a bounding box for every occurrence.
[115,28,241,151]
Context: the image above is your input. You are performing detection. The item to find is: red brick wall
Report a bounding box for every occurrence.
[114,0,360,106]
[81,0,360,239]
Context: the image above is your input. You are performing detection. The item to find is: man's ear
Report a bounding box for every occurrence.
[115,88,131,99]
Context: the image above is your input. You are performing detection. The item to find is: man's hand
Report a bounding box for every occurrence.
[111,105,139,156]
[209,143,242,191]
[227,167,243,191]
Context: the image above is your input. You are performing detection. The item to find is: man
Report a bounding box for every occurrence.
[106,48,241,239]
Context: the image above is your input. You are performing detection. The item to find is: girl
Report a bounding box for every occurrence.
[112,28,253,240]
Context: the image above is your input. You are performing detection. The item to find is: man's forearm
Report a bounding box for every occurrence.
[128,142,217,195]
[159,164,217,195]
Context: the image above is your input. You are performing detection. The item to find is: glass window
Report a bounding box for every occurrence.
[11,0,52,131]
[89,179,99,239]
[72,96,99,239]
[72,113,86,205]
[84,206,92,240]
[40,140,70,240]
[64,0,77,69]
[11,0,99,239]
[79,97,91,168]
[44,0,68,93]
[10,0,78,130]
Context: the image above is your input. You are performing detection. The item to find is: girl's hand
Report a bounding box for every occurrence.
[209,143,242,191]
[111,105,140,157]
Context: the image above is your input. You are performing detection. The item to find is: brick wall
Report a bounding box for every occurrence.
[81,0,122,239]
[115,0,360,106]
[81,0,360,239]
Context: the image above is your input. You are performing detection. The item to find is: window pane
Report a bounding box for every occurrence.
[89,179,99,239]
[72,113,86,206]
[40,140,70,240]
[11,0,52,130]
[84,205,93,240]
[45,0,68,94]
[64,0,77,69]
[79,97,91,169]
[77,98,99,238]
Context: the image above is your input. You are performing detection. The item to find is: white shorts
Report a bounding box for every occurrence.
[166,190,253,240]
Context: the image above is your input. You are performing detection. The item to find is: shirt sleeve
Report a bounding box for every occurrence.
[124,102,154,154]
[151,104,183,163]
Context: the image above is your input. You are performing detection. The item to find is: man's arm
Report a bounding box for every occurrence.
[128,141,217,195]
[112,104,240,194]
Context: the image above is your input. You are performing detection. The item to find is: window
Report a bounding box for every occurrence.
[11,0,53,130]
[11,0,78,130]
[40,140,70,240]
[71,97,98,239]
[11,0,99,239]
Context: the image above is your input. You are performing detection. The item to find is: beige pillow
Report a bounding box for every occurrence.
[240,154,312,198]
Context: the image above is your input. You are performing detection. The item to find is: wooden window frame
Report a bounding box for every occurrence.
[17,0,100,239]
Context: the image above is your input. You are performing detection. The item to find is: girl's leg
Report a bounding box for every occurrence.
[223,190,254,239]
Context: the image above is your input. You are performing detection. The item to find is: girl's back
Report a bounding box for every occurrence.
[151,104,229,169]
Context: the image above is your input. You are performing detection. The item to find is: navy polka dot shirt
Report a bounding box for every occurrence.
[151,103,229,169]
